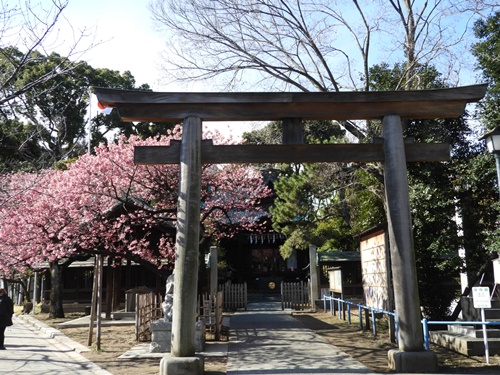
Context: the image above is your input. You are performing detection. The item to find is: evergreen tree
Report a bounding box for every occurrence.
[0,48,172,172]
[471,11,500,265]
[473,12,500,130]
[369,62,498,318]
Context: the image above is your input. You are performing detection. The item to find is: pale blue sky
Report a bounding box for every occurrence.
[63,0,168,90]
[60,0,483,91]
[45,0,486,138]
[60,0,257,137]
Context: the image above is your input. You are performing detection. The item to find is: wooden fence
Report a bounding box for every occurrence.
[200,292,223,340]
[281,281,310,310]
[219,281,247,311]
[135,292,163,341]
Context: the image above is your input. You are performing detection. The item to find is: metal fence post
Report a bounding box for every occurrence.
[422,318,429,350]
[372,309,377,336]
[359,305,363,330]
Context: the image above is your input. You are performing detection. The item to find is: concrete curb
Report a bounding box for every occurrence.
[14,313,91,353]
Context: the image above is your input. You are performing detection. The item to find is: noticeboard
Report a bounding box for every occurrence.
[360,230,390,311]
[472,286,491,309]
[328,267,343,294]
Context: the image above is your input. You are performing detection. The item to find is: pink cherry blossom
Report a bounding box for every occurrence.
[0,128,271,277]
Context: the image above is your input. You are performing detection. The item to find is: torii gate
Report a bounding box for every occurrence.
[94,84,486,374]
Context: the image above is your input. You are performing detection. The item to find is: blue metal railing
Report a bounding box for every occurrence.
[324,295,500,358]
[322,295,397,340]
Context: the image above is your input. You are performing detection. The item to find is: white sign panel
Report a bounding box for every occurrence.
[472,286,491,309]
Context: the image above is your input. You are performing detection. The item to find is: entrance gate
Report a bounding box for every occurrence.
[94,84,486,373]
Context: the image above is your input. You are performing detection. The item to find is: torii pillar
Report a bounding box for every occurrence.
[383,115,437,372]
[159,117,204,374]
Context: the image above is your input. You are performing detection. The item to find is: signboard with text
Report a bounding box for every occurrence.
[472,286,491,309]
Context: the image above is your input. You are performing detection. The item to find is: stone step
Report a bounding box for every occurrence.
[448,323,500,338]
[430,330,500,356]
[112,311,135,320]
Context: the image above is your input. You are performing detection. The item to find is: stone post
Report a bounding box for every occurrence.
[383,115,437,372]
[160,116,204,374]
[309,245,319,310]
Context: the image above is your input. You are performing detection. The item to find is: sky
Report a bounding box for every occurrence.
[40,0,488,139]
[63,0,169,91]
[60,0,260,138]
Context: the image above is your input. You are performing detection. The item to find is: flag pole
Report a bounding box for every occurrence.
[87,87,92,154]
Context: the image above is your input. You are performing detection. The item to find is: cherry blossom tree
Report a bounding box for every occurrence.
[0,128,271,316]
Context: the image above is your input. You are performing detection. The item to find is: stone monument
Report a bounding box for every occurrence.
[163,273,175,322]
[149,273,174,353]
[149,273,205,353]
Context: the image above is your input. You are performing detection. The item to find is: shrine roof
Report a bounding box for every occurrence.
[92,84,487,122]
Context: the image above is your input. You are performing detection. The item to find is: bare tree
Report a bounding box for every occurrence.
[149,0,379,93]
[0,0,94,106]
[150,0,496,95]
[385,0,497,90]
[149,0,379,138]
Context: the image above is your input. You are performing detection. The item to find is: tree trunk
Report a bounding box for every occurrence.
[105,257,113,319]
[112,261,121,312]
[49,261,65,318]
[125,259,131,290]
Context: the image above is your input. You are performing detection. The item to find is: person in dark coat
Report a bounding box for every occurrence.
[0,288,14,350]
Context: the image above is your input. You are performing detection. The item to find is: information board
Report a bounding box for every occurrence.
[472,286,491,309]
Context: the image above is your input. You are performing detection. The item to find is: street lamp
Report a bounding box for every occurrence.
[482,126,500,196]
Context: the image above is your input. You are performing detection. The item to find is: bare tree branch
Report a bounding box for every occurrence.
[0,0,96,106]
[149,0,495,139]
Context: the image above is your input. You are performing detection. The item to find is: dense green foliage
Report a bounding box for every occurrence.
[472,11,500,263]
[473,12,500,130]
[0,47,172,172]
[369,62,498,318]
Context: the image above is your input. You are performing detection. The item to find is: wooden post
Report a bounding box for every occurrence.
[382,115,423,351]
[171,117,202,357]
[210,246,218,295]
[105,257,113,319]
[96,254,103,351]
[282,118,303,144]
[87,257,99,346]
[31,271,38,314]
[309,245,319,310]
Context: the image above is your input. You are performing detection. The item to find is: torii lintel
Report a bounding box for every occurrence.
[93,84,487,122]
[134,140,450,164]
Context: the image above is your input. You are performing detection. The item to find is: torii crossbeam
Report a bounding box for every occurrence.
[94,84,487,374]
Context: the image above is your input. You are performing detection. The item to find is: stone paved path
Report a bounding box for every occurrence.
[226,303,374,374]
[0,316,111,375]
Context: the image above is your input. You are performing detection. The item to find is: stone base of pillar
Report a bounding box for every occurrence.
[160,355,204,375]
[388,349,438,373]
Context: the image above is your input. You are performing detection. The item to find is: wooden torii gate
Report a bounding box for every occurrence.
[94,84,486,374]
